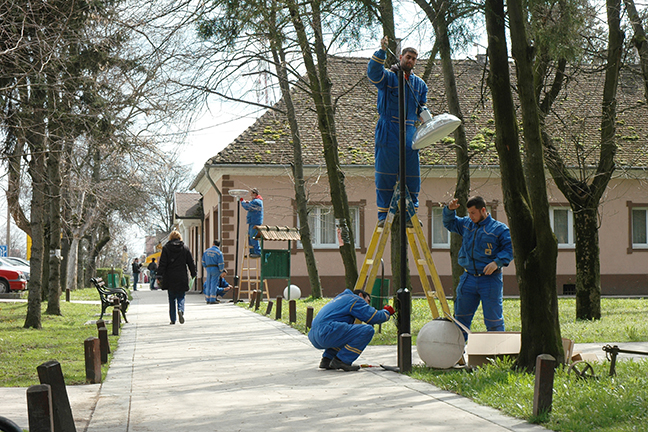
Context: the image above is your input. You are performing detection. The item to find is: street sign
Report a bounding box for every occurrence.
[0,245,7,257]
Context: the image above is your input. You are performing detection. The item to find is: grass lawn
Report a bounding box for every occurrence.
[243,296,648,432]
[0,287,120,387]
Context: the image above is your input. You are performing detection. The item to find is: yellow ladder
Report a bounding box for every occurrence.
[239,235,270,301]
[354,185,452,319]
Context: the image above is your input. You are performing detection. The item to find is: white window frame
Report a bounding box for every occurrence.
[431,207,450,248]
[631,208,648,249]
[549,207,575,248]
[299,206,360,249]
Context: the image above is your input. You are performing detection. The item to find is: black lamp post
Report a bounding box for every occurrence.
[228,189,248,302]
[396,65,412,372]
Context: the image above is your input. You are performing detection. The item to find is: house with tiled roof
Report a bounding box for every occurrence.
[190,55,648,297]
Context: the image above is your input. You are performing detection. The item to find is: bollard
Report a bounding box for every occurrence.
[289,299,297,323]
[249,290,257,308]
[112,306,120,336]
[95,319,106,330]
[27,384,54,432]
[306,306,314,329]
[96,319,110,354]
[275,296,283,320]
[98,327,109,363]
[232,286,240,303]
[533,354,556,416]
[265,301,273,316]
[84,337,102,384]
[65,288,70,303]
[36,360,77,432]
[398,333,412,373]
[254,288,262,311]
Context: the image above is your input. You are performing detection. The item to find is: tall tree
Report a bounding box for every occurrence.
[485,0,562,370]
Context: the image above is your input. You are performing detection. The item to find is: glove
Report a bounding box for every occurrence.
[383,305,395,315]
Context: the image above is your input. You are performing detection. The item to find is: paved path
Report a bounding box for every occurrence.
[4,291,646,431]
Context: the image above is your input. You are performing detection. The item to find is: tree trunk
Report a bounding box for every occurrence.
[378,0,397,66]
[573,207,601,319]
[624,0,648,102]
[5,136,31,236]
[269,34,322,298]
[287,0,358,289]
[66,236,80,293]
[486,0,562,370]
[45,138,62,315]
[87,225,110,287]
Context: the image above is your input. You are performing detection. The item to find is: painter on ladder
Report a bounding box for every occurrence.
[443,196,513,339]
[308,289,395,371]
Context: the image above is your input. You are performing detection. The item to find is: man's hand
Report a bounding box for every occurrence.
[380,36,389,51]
[383,305,395,315]
[447,198,460,210]
[483,262,499,275]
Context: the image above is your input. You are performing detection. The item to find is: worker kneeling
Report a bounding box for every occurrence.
[309,289,395,371]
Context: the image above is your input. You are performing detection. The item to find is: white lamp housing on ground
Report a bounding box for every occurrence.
[416,318,466,369]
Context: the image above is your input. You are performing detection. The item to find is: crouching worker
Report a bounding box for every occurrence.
[308,289,395,371]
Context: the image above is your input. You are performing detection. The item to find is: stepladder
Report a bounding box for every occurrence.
[239,234,270,301]
[354,184,452,320]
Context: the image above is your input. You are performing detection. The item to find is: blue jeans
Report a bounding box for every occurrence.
[133,273,139,291]
[149,271,156,289]
[248,225,261,255]
[454,272,505,340]
[167,290,186,323]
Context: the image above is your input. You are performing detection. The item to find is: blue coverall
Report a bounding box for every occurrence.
[202,245,224,304]
[308,289,391,365]
[367,49,428,221]
[442,207,513,338]
[241,196,264,255]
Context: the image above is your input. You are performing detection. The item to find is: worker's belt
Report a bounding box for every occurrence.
[466,269,501,277]
[204,265,219,267]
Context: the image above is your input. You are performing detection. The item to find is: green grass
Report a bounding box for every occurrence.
[242,296,648,431]
[0,288,119,387]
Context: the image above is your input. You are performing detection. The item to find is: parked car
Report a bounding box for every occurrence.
[0,267,27,293]
[4,257,29,267]
[0,257,30,281]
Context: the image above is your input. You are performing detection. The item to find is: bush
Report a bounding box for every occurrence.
[96,267,126,288]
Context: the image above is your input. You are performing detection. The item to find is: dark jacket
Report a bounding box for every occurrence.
[157,239,197,292]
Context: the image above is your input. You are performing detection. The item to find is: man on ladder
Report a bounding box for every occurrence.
[240,188,264,258]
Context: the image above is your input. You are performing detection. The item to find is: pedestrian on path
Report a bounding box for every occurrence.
[157,230,197,324]
[131,258,142,291]
[148,258,158,290]
[240,188,264,258]
[308,289,394,371]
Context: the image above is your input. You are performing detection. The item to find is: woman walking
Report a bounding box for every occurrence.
[157,230,197,324]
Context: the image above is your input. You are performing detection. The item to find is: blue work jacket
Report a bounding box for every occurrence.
[311,289,391,329]
[202,245,224,273]
[366,49,427,150]
[442,207,513,274]
[241,197,264,226]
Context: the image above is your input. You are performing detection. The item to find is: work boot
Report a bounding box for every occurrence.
[329,357,360,372]
[178,311,185,324]
[377,219,385,228]
[319,357,333,369]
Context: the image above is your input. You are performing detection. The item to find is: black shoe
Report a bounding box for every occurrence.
[178,311,185,324]
[329,357,360,372]
[319,357,333,369]
[250,253,261,258]
[170,322,175,325]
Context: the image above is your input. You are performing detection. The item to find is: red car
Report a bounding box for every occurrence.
[0,267,27,293]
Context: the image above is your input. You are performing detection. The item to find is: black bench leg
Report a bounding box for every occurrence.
[121,309,129,323]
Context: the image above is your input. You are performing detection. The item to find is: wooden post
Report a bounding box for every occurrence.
[249,290,257,308]
[265,301,273,316]
[96,319,110,354]
[398,333,412,373]
[289,299,297,323]
[112,307,120,336]
[275,296,282,320]
[533,354,556,416]
[65,288,70,303]
[84,337,102,384]
[254,288,262,310]
[98,327,109,363]
[36,360,77,432]
[306,306,314,329]
[27,384,54,432]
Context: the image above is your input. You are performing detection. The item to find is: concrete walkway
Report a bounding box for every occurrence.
[4,291,645,431]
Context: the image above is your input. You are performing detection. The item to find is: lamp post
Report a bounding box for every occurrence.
[228,189,248,303]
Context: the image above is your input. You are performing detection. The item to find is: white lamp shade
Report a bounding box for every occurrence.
[412,113,461,150]
[416,318,465,369]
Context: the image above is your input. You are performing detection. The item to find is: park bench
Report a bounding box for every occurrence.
[91,277,129,323]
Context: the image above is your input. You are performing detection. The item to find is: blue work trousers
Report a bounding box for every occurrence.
[167,290,186,323]
[375,144,420,220]
[454,272,505,340]
[308,322,375,365]
[204,269,220,304]
[248,225,260,255]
